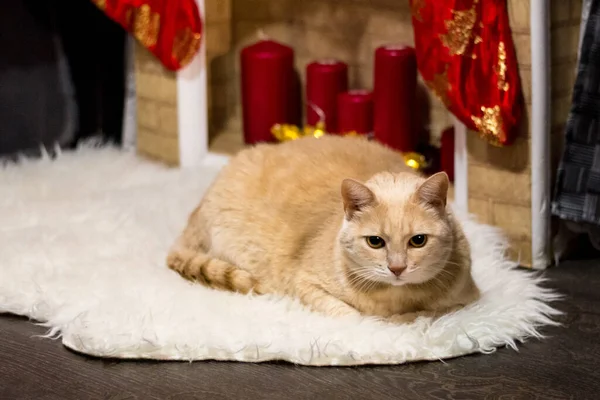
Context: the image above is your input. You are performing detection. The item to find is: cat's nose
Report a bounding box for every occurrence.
[388,265,407,276]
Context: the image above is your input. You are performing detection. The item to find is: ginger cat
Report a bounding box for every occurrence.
[167,136,480,323]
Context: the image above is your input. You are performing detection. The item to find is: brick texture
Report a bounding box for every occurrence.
[492,202,532,238]
[507,0,530,34]
[134,44,179,165]
[137,128,179,165]
[468,197,492,224]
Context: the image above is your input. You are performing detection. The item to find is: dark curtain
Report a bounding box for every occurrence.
[0,1,69,156]
[54,0,126,146]
[0,0,126,158]
[552,0,600,225]
[551,0,600,260]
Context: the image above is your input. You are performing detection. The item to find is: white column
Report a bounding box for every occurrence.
[176,0,208,168]
[530,0,551,269]
[122,36,137,150]
[453,117,469,212]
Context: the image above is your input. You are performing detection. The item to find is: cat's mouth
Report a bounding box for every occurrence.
[389,277,408,287]
[375,271,408,286]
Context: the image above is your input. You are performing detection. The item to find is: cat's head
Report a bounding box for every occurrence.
[338,171,454,287]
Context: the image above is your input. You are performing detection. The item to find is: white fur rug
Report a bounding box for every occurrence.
[0,146,561,366]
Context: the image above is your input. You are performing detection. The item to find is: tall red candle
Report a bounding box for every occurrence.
[306,59,348,132]
[241,40,297,144]
[337,90,374,135]
[440,126,455,182]
[373,45,418,152]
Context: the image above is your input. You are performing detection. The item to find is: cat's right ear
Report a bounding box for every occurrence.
[341,179,376,219]
[416,171,449,211]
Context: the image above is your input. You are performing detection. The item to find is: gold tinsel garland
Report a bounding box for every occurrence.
[270,122,429,171]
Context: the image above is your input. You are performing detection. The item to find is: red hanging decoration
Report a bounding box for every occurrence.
[410,0,523,146]
[91,0,203,71]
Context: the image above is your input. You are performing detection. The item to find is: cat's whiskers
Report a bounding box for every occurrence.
[444,259,465,267]
[427,273,454,291]
[348,267,387,292]
[355,276,376,292]
[347,274,368,287]
[359,274,385,292]
[427,270,455,287]
[347,269,378,288]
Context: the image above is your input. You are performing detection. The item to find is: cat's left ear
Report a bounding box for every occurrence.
[416,172,449,211]
[341,179,376,219]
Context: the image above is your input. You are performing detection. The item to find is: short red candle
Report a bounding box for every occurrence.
[306,59,348,132]
[373,45,418,151]
[241,40,297,144]
[440,126,455,182]
[337,90,374,135]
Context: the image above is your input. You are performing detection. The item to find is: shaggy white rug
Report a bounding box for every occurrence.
[0,146,561,366]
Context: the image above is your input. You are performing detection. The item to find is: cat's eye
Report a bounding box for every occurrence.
[409,234,428,248]
[366,236,386,249]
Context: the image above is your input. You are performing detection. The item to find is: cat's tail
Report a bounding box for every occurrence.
[167,248,261,295]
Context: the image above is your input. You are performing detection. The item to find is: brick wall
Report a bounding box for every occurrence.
[206,0,233,141]
[135,45,180,165]
[550,1,581,174]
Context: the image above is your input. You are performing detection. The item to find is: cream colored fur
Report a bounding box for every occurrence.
[168,136,480,323]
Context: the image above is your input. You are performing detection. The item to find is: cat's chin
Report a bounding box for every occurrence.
[389,279,408,287]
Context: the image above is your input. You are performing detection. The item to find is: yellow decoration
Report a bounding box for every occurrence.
[471,105,503,147]
[271,121,366,142]
[403,152,430,170]
[271,102,368,142]
[271,121,326,142]
[125,4,160,48]
[495,41,510,92]
[271,122,428,171]
[440,0,479,56]
[172,27,203,68]
[308,122,327,139]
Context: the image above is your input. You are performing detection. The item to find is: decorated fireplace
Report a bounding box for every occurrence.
[123,0,582,269]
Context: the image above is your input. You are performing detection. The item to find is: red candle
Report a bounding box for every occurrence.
[373,45,418,152]
[337,90,374,135]
[306,59,348,132]
[440,126,455,182]
[241,40,297,144]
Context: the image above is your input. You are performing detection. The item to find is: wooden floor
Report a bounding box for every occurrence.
[1,259,600,399]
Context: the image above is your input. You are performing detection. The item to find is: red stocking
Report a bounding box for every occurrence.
[91,0,203,71]
[411,0,523,146]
